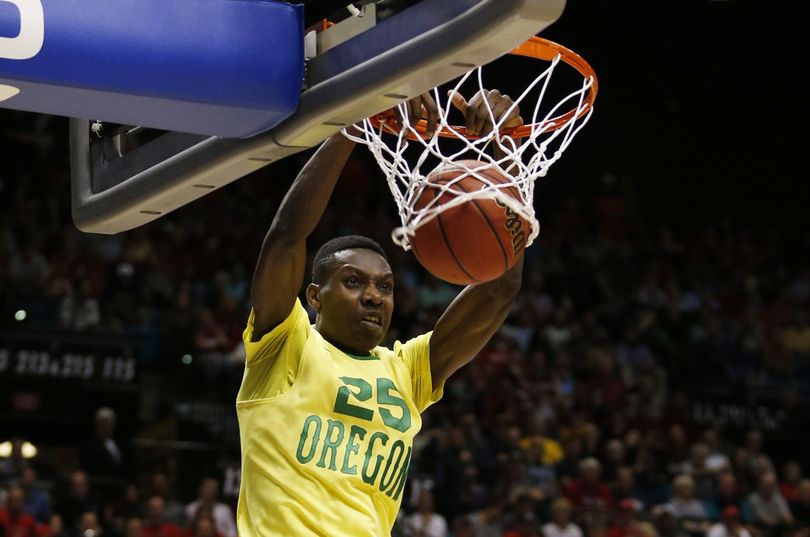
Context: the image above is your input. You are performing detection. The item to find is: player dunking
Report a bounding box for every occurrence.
[236,90,524,536]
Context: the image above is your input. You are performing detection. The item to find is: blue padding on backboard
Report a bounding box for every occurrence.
[0,0,303,138]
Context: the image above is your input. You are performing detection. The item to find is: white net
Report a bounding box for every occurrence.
[343,42,596,251]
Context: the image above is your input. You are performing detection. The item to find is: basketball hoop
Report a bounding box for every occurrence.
[344,36,598,250]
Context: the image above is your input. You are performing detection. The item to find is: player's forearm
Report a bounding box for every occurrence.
[267,133,357,245]
[429,255,523,387]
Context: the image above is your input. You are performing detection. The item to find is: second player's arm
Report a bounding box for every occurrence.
[250,133,357,339]
[428,255,524,390]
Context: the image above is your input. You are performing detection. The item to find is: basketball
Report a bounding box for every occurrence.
[411,159,529,285]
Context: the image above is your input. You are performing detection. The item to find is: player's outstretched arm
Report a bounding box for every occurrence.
[250,133,358,339]
[429,255,524,390]
[250,95,440,339]
[428,88,524,390]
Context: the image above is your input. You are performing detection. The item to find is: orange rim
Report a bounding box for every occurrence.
[368,36,598,141]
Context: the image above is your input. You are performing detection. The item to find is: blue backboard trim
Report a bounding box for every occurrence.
[0,0,304,137]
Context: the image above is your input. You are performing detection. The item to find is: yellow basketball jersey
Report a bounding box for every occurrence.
[236,298,443,536]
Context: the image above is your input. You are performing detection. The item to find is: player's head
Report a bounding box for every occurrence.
[307,235,393,353]
[311,235,388,284]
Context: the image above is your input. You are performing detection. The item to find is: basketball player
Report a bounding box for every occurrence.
[236,90,523,536]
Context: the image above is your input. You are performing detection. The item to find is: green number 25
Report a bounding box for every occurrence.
[334,377,412,433]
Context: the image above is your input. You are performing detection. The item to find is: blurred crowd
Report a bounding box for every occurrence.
[1,111,810,537]
[0,458,236,537]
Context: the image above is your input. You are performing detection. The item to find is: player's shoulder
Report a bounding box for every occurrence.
[375,332,432,359]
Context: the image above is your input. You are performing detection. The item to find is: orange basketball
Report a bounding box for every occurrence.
[411,159,528,285]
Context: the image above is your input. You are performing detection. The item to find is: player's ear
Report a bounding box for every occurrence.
[305,283,321,312]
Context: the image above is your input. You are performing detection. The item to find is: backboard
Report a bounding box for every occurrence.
[0,0,566,233]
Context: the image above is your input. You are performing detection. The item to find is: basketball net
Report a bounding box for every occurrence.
[343,37,597,250]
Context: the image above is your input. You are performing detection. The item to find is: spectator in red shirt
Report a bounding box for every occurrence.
[606,500,638,537]
[142,497,182,537]
[34,514,66,537]
[0,486,37,537]
[612,467,644,512]
[780,461,802,503]
[183,514,221,537]
[565,458,615,511]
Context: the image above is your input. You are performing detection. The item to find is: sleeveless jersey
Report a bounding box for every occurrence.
[236,298,443,536]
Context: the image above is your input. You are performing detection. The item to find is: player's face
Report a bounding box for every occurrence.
[308,249,394,354]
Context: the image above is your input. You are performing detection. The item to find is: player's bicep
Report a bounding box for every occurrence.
[250,237,307,340]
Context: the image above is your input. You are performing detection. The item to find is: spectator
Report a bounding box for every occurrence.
[707,506,751,537]
[503,451,546,508]
[504,491,542,534]
[405,490,447,537]
[747,471,793,531]
[702,430,730,473]
[185,514,221,537]
[612,468,644,512]
[19,468,50,525]
[467,498,504,537]
[732,449,752,494]
[193,309,231,353]
[664,427,690,478]
[606,500,638,537]
[677,443,714,500]
[602,440,626,484]
[39,514,66,537]
[450,516,475,537]
[80,408,126,481]
[629,521,658,537]
[522,443,559,501]
[790,479,810,527]
[505,512,541,537]
[112,484,141,527]
[0,486,37,537]
[147,473,185,526]
[779,461,802,502]
[76,511,103,537]
[556,437,586,490]
[710,471,745,520]
[142,497,182,537]
[54,471,98,530]
[542,498,584,537]
[124,518,143,537]
[650,505,688,537]
[665,475,709,520]
[744,432,774,481]
[520,416,564,466]
[663,474,709,536]
[453,463,489,516]
[184,479,235,537]
[564,458,615,511]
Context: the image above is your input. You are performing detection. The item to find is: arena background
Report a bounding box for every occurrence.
[1,1,809,537]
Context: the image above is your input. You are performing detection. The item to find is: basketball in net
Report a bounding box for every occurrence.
[344,36,598,284]
[412,160,528,285]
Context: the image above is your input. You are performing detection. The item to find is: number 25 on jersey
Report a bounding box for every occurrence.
[334,377,412,433]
